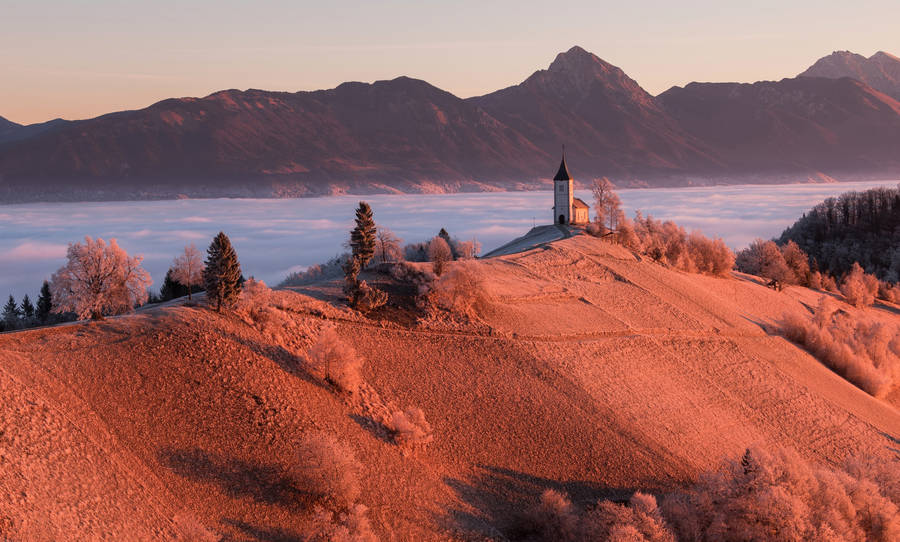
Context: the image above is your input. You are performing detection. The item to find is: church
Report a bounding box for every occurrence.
[552,153,589,225]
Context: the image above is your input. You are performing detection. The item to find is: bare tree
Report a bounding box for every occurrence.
[171,243,204,301]
[375,228,403,264]
[454,237,482,260]
[50,236,152,320]
[427,236,452,276]
[591,177,623,232]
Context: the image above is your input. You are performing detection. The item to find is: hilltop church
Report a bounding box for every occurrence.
[552,153,589,225]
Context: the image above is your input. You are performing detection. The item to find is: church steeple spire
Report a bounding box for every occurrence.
[553,145,572,181]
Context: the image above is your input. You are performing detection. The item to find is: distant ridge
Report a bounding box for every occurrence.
[800,50,900,100]
[3,46,900,202]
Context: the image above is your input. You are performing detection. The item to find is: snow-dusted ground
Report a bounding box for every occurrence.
[1,179,897,298]
[2,234,898,539]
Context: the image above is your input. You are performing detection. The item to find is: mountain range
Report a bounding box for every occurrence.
[3,46,900,202]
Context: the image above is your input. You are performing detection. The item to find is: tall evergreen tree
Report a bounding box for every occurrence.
[36,280,52,323]
[203,232,242,312]
[3,295,20,329]
[20,294,35,321]
[349,201,376,268]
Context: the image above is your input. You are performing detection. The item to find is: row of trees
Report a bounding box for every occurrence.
[0,282,55,332]
[594,178,900,302]
[589,177,736,277]
[735,238,900,306]
[2,232,245,329]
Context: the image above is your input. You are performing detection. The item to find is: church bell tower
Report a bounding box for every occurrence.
[552,149,574,225]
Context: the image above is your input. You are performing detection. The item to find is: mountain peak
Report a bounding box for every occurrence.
[548,45,610,75]
[871,50,900,63]
[0,115,21,130]
[800,49,900,100]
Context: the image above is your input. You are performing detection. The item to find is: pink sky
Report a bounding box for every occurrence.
[3,1,899,125]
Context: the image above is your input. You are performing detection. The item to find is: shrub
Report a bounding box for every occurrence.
[841,262,878,307]
[388,262,435,308]
[822,273,839,293]
[661,446,900,541]
[307,325,364,393]
[426,263,486,316]
[390,407,434,447]
[529,489,579,542]
[780,298,899,396]
[281,254,350,286]
[427,237,452,276]
[615,218,642,251]
[736,239,793,284]
[631,213,733,276]
[686,232,735,277]
[781,240,811,286]
[342,256,388,313]
[234,278,273,319]
[295,432,362,508]
[527,489,673,542]
[346,280,388,313]
[879,281,900,304]
[307,504,378,542]
[524,447,900,542]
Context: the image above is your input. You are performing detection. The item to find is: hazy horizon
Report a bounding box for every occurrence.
[4,0,900,124]
[2,179,897,300]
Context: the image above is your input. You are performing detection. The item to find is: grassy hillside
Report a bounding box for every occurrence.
[1,235,898,540]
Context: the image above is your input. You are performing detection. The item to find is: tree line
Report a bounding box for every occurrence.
[2,232,244,331]
[735,185,900,305]
[4,200,482,331]
[777,184,900,282]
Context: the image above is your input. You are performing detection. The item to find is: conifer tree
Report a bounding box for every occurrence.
[159,269,187,301]
[203,232,242,312]
[20,294,35,321]
[349,201,376,268]
[3,295,20,329]
[36,281,52,323]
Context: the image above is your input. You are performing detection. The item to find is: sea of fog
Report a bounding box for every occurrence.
[1,179,898,299]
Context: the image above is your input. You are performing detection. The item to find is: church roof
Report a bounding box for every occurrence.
[553,155,573,181]
[572,197,589,208]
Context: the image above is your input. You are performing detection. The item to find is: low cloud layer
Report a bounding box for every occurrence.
[1,180,896,299]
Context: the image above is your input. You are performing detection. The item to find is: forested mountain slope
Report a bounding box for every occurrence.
[778,185,900,281]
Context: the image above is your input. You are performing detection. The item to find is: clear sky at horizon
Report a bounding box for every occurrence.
[3,0,900,125]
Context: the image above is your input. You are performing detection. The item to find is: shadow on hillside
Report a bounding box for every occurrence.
[441,464,636,540]
[206,325,327,390]
[349,413,395,444]
[221,518,303,542]
[873,301,900,317]
[881,431,900,458]
[158,447,312,509]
